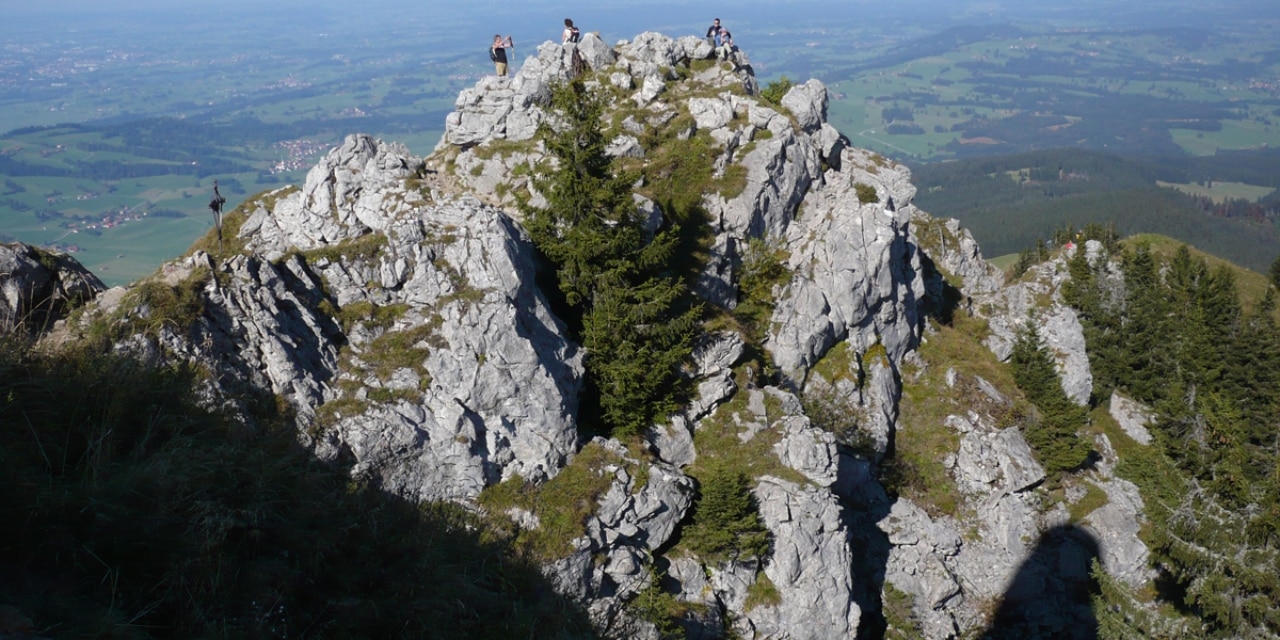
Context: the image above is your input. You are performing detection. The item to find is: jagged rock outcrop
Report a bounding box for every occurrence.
[432,29,1148,638]
[546,439,696,636]
[0,243,104,334]
[745,478,861,639]
[437,31,759,212]
[65,134,584,504]
[880,401,1049,636]
[11,29,1164,640]
[1083,433,1152,588]
[974,247,1094,405]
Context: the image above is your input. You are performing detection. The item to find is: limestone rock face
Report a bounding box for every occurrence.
[1109,391,1154,445]
[770,147,925,382]
[0,243,105,333]
[23,29,1163,640]
[75,135,584,504]
[780,79,828,133]
[977,254,1093,405]
[1084,434,1153,588]
[919,215,1005,297]
[239,134,418,258]
[745,478,861,639]
[439,34,617,150]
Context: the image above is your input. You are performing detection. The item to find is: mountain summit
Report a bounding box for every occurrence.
[5,30,1217,640]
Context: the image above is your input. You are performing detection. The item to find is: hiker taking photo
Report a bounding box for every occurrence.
[490,34,514,77]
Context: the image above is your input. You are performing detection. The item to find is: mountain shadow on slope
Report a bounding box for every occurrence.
[0,334,598,639]
[981,525,1101,640]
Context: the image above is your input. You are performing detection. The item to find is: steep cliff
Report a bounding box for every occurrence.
[3,31,1157,640]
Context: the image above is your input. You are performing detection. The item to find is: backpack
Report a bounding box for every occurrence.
[569,26,580,43]
[489,46,498,62]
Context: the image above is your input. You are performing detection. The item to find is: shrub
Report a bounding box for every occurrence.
[683,463,770,563]
[760,76,794,106]
[855,182,879,205]
[734,237,790,345]
[629,569,689,640]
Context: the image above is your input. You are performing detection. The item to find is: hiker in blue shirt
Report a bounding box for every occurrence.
[715,27,734,60]
[705,18,722,46]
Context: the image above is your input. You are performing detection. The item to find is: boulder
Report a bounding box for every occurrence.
[0,243,104,334]
[743,478,861,639]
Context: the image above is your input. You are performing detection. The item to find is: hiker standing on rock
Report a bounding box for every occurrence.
[490,34,514,77]
[562,19,580,45]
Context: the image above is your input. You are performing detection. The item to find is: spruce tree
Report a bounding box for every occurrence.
[683,464,770,562]
[1009,322,1091,475]
[522,78,701,436]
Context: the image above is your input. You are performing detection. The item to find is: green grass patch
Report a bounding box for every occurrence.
[988,253,1019,271]
[810,341,859,385]
[84,266,213,343]
[1069,481,1111,524]
[888,313,1021,517]
[479,441,623,560]
[296,231,388,266]
[469,137,537,161]
[882,582,925,640]
[1171,118,1280,156]
[314,395,371,430]
[744,572,782,611]
[334,301,410,333]
[688,386,809,486]
[363,319,445,380]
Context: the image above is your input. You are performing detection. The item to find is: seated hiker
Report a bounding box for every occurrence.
[562,18,581,45]
[705,18,721,47]
[490,34,514,77]
[716,27,735,60]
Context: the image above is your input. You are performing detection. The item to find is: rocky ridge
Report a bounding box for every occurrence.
[7,31,1157,640]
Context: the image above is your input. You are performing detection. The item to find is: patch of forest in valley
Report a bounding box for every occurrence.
[911,147,1280,270]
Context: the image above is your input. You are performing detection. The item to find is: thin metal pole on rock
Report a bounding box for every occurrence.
[209,180,226,256]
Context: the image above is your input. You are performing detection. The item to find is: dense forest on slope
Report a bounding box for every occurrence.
[1052,237,1280,637]
[910,148,1280,270]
